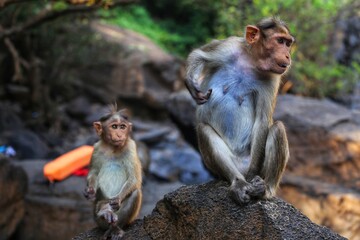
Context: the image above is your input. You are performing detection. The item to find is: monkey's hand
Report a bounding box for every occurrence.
[185,80,212,105]
[109,198,120,212]
[194,89,212,105]
[84,186,96,201]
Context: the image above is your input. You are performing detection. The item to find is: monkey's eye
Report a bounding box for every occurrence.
[277,38,284,44]
[111,124,118,129]
[120,124,127,130]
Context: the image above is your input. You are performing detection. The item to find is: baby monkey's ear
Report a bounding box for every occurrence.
[93,121,102,136]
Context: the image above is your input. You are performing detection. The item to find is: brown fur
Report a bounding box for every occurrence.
[85,109,142,239]
[186,17,293,204]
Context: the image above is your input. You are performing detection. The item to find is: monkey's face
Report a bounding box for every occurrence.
[264,31,294,75]
[103,116,131,149]
[246,25,294,75]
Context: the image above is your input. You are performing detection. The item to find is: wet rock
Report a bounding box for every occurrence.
[0,159,27,239]
[74,181,345,240]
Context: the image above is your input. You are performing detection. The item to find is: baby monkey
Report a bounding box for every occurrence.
[84,107,142,240]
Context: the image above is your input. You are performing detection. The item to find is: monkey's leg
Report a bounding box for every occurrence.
[101,190,142,240]
[197,123,255,203]
[116,189,142,228]
[261,121,289,198]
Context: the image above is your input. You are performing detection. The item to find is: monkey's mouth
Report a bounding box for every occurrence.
[278,63,289,69]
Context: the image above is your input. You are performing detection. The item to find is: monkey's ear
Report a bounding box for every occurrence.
[245,25,260,44]
[93,122,103,136]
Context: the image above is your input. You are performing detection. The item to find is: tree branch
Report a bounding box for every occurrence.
[0,0,138,39]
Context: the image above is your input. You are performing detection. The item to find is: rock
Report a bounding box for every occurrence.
[138,177,183,219]
[351,82,360,112]
[334,14,360,65]
[166,90,198,148]
[0,103,24,133]
[5,129,50,159]
[275,94,360,188]
[74,181,345,240]
[74,21,184,114]
[278,174,360,240]
[12,160,96,240]
[0,159,27,239]
[66,97,93,120]
[134,121,211,184]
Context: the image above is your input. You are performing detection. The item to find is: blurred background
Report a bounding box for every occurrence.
[0,0,359,239]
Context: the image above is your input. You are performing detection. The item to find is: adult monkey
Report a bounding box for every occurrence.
[186,17,294,203]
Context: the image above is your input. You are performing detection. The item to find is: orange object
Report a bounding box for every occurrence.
[44,145,94,182]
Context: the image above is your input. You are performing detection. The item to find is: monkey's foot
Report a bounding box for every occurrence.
[246,176,266,198]
[229,178,251,204]
[102,226,124,240]
[102,210,118,224]
[104,226,124,240]
[230,176,266,204]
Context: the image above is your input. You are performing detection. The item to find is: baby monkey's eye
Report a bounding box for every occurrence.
[111,124,118,129]
[120,124,127,130]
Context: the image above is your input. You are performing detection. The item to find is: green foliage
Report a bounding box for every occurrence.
[98,5,201,55]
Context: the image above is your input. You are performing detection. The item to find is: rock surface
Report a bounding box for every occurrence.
[12,160,95,240]
[79,21,184,111]
[275,94,360,188]
[278,174,360,240]
[0,159,27,239]
[74,181,345,240]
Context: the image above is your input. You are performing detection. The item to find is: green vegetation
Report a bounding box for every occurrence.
[100,0,359,98]
[98,6,198,55]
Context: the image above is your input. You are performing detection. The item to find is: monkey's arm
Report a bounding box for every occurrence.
[186,38,240,104]
[84,148,101,200]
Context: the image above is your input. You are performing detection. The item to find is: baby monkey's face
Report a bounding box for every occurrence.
[103,116,131,149]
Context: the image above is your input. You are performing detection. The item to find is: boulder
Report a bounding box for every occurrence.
[275,94,360,188]
[12,160,96,240]
[0,159,27,239]
[73,181,345,240]
[133,120,211,184]
[278,174,360,240]
[75,21,184,114]
[5,130,50,159]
